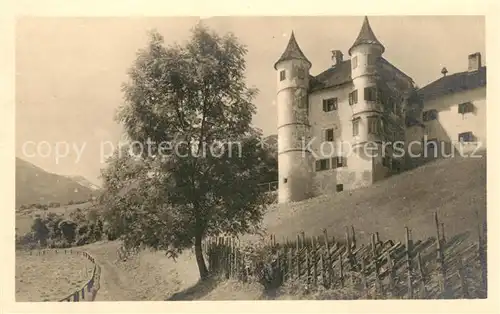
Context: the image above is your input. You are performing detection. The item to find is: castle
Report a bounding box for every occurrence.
[274,16,487,204]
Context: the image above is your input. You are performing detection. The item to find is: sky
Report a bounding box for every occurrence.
[15,16,485,185]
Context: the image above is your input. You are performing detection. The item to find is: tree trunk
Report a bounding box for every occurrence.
[194,234,209,280]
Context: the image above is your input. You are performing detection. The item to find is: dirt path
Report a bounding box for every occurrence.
[83,241,199,301]
[83,242,131,301]
[93,259,132,301]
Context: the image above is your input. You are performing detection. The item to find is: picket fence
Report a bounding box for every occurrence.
[29,249,101,302]
[203,212,487,299]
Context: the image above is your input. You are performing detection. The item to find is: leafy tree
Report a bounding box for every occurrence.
[59,220,77,245]
[101,25,272,279]
[44,212,64,239]
[31,218,49,247]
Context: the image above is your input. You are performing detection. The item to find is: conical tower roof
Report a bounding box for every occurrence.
[348,16,385,55]
[274,31,312,70]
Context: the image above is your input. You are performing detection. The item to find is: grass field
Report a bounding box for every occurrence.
[15,250,95,302]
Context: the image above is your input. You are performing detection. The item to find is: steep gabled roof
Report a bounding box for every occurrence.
[274,31,312,70]
[417,66,487,102]
[349,16,385,55]
[309,57,413,93]
[309,59,352,92]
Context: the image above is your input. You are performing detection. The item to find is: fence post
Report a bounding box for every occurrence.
[312,237,317,286]
[289,246,294,281]
[351,226,356,249]
[322,229,331,288]
[476,210,487,296]
[416,252,427,298]
[457,257,470,298]
[386,251,395,296]
[87,279,93,292]
[405,227,414,299]
[295,246,301,279]
[440,223,446,244]
[434,212,449,298]
[339,251,344,288]
[371,233,382,297]
[305,245,310,285]
[361,258,368,299]
[320,251,327,288]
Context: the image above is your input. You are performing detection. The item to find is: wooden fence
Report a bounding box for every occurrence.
[203,212,487,299]
[28,249,101,302]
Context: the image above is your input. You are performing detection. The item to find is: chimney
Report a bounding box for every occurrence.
[331,50,343,67]
[468,52,482,72]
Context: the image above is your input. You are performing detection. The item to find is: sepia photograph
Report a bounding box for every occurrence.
[12,14,488,303]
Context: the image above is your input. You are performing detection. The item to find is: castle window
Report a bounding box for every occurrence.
[336,184,344,192]
[332,156,347,168]
[325,128,334,142]
[458,131,474,143]
[423,109,438,122]
[280,70,286,81]
[349,90,358,105]
[352,56,358,69]
[364,87,377,102]
[367,54,376,66]
[352,117,360,136]
[458,102,474,114]
[297,68,305,80]
[323,98,338,112]
[367,116,379,134]
[315,158,330,171]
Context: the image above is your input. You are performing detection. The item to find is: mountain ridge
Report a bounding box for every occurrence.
[16,157,99,207]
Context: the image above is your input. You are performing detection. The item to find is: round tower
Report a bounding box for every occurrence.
[348,16,386,149]
[274,31,314,204]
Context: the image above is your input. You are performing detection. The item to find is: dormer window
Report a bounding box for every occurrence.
[280,70,286,81]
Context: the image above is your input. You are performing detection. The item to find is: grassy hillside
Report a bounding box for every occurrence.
[260,154,487,246]
[16,157,98,207]
[65,175,101,191]
[16,202,94,236]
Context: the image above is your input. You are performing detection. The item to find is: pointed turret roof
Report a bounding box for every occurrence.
[348,16,385,55]
[274,31,312,69]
